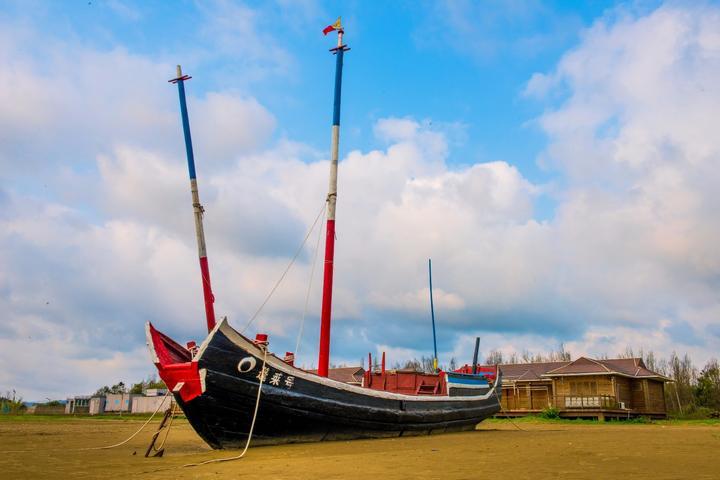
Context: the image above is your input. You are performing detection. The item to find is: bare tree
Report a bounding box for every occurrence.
[669,352,697,411]
[485,349,504,365]
[421,356,435,373]
[403,358,422,371]
[618,346,635,359]
[521,349,533,363]
[555,343,571,361]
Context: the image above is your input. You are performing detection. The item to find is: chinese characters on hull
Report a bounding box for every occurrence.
[240,356,295,390]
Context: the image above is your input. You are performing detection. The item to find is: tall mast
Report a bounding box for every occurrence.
[429,259,439,372]
[169,65,217,333]
[318,20,349,377]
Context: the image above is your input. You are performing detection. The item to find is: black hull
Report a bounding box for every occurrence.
[149,319,502,448]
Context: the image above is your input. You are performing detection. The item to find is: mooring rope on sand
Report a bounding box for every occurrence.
[5,391,172,454]
[139,347,271,474]
[181,345,269,468]
[498,402,526,432]
[80,391,172,452]
[145,401,178,457]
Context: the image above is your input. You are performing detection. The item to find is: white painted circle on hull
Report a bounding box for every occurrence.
[237,357,257,373]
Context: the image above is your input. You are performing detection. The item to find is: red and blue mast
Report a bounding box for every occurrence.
[169,65,217,333]
[318,20,349,377]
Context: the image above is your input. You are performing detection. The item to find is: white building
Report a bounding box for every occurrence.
[64,396,90,414]
[89,397,106,415]
[104,393,140,412]
[131,394,173,414]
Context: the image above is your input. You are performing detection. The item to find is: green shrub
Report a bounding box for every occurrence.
[539,406,560,419]
[0,398,27,415]
[625,415,653,424]
[671,405,716,420]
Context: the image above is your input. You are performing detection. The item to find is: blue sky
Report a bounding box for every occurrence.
[1,0,719,400]
[6,1,633,178]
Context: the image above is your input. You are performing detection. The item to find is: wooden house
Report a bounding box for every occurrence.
[497,357,669,419]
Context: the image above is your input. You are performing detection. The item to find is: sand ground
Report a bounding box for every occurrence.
[1,417,718,479]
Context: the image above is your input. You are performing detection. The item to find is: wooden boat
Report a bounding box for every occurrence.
[147,21,501,449]
[147,320,501,447]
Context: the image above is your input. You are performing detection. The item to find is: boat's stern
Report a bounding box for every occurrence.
[145,322,205,403]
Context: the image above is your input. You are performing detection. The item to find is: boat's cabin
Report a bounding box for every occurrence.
[359,364,496,397]
[364,369,446,395]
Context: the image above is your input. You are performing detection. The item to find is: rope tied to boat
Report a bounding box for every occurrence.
[295,203,326,355]
[144,401,179,457]
[182,345,269,468]
[78,390,173,451]
[498,401,525,432]
[4,390,172,454]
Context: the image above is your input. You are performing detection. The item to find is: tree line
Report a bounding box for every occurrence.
[624,349,720,416]
[93,375,166,396]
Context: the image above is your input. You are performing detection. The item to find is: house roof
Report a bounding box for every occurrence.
[307,366,365,384]
[545,357,610,375]
[497,361,569,381]
[493,357,669,382]
[544,357,669,379]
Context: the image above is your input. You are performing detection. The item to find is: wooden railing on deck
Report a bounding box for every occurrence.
[502,393,624,411]
[552,395,620,410]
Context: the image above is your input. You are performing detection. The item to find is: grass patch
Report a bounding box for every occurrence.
[538,406,561,419]
[489,416,720,426]
[0,413,185,423]
[489,416,604,425]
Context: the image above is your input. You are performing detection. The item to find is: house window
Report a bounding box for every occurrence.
[569,380,598,396]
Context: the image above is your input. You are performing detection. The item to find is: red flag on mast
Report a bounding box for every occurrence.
[323,17,343,35]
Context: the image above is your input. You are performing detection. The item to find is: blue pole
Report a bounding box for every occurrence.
[429,258,438,372]
[332,48,344,126]
[175,71,197,180]
[169,65,216,332]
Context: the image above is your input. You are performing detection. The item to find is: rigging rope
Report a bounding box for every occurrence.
[182,346,269,468]
[498,401,525,432]
[240,201,327,334]
[295,203,326,355]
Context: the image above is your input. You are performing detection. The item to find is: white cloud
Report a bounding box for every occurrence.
[523,4,720,355]
[193,92,276,162]
[2,3,720,400]
[107,0,142,21]
[369,288,466,313]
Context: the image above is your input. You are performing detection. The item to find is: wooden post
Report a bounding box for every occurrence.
[428,259,439,372]
[471,337,480,374]
[528,385,533,410]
